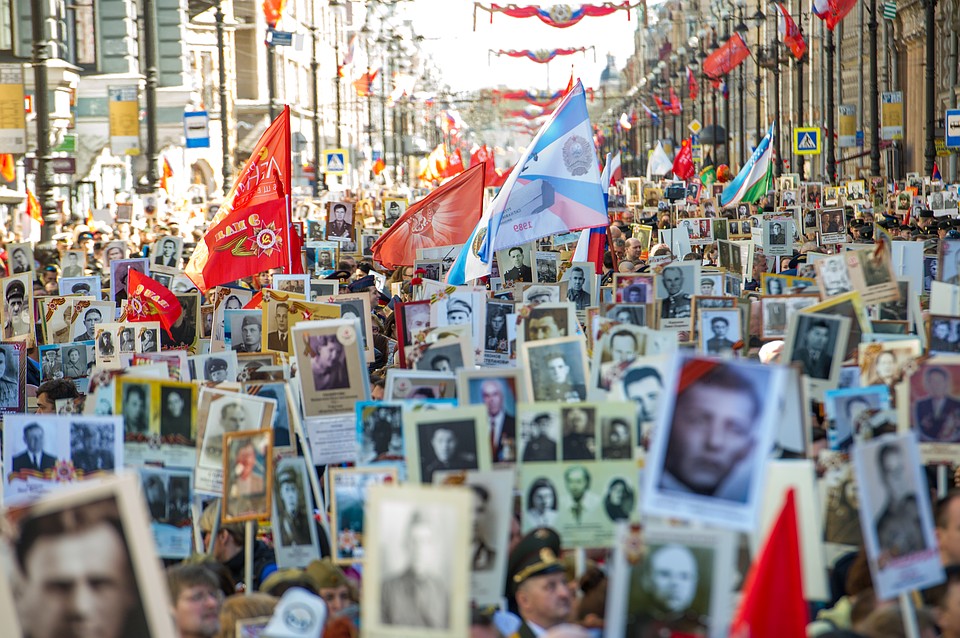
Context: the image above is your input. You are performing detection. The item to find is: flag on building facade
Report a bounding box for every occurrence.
[813,0,857,30]
[719,123,775,207]
[185,105,300,292]
[777,3,807,60]
[125,269,183,337]
[687,66,698,100]
[702,34,751,81]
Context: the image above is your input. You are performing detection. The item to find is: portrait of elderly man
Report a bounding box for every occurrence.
[565,266,590,310]
[627,543,707,636]
[660,266,691,319]
[380,510,449,628]
[658,364,762,502]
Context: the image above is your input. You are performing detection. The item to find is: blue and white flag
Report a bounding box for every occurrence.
[449,80,607,284]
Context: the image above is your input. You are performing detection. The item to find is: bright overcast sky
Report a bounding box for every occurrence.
[396,0,643,94]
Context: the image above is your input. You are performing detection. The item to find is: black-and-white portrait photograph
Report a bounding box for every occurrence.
[606,303,648,327]
[852,433,944,600]
[784,313,850,385]
[383,198,407,227]
[2,273,32,340]
[230,311,263,353]
[159,384,194,440]
[163,292,199,350]
[118,325,136,353]
[560,406,596,461]
[414,420,480,483]
[60,249,86,278]
[533,251,559,283]
[0,341,24,411]
[592,325,646,393]
[643,357,784,531]
[699,309,741,356]
[152,236,183,267]
[605,524,735,638]
[7,242,32,274]
[61,344,88,378]
[103,240,128,266]
[496,244,534,285]
[413,339,469,373]
[357,402,405,464]
[120,381,151,436]
[430,289,485,347]
[524,475,559,528]
[815,254,854,298]
[520,410,559,463]
[40,345,62,381]
[69,421,117,474]
[521,304,572,344]
[522,337,589,403]
[361,232,378,258]
[658,264,697,321]
[139,468,192,558]
[2,476,178,638]
[521,284,561,306]
[364,485,470,636]
[273,458,316,548]
[563,262,595,311]
[138,326,160,353]
[483,300,511,358]
[108,257,148,303]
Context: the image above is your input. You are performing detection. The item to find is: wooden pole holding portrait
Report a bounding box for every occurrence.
[285,383,333,557]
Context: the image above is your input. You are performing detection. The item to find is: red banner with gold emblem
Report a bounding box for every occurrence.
[186,106,295,292]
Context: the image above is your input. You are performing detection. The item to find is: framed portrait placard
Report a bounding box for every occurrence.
[517,401,636,548]
[271,456,322,569]
[604,523,736,638]
[222,429,274,524]
[0,341,26,413]
[433,468,513,607]
[395,300,433,368]
[403,405,491,484]
[116,377,197,468]
[384,369,457,401]
[329,466,398,564]
[3,414,124,506]
[194,387,277,495]
[0,474,179,638]
[852,433,944,600]
[520,336,590,403]
[361,483,471,638]
[782,313,850,397]
[292,318,370,418]
[641,356,785,531]
[139,466,193,559]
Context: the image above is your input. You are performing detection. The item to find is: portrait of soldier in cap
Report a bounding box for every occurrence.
[274,463,312,546]
[232,314,263,353]
[204,357,229,383]
[3,277,29,338]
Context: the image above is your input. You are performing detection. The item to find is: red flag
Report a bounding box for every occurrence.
[262,0,287,29]
[672,139,695,181]
[373,157,386,175]
[814,0,857,30]
[669,87,682,115]
[25,187,42,225]
[777,3,807,60]
[0,153,14,182]
[654,94,665,110]
[125,269,183,338]
[730,488,807,638]
[702,34,751,81]
[563,69,574,96]
[372,162,485,269]
[160,156,173,193]
[186,106,294,292]
[687,67,698,101]
[353,70,379,97]
[443,148,464,178]
[471,144,500,185]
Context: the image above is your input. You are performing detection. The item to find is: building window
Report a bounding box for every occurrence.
[66,0,96,68]
[0,0,12,53]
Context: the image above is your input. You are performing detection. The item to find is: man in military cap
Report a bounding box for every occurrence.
[445,297,472,325]
[274,465,312,546]
[204,357,229,383]
[233,315,262,352]
[4,277,29,338]
[71,281,91,295]
[507,528,573,637]
[523,413,558,462]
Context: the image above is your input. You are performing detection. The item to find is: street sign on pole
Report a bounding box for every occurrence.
[183,111,211,148]
[793,127,821,155]
[946,109,960,149]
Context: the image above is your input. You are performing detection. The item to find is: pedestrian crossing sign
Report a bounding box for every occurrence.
[793,127,821,155]
[322,149,348,175]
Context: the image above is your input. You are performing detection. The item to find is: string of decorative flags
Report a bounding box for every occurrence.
[491,88,594,106]
[488,46,595,64]
[504,109,553,120]
[473,2,644,29]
